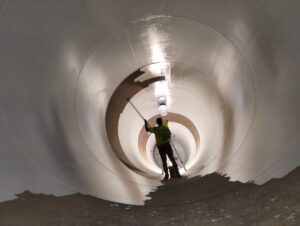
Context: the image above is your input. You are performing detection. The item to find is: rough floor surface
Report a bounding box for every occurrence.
[0,167,299,226]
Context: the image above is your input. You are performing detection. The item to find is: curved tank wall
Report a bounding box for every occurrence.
[0,0,299,205]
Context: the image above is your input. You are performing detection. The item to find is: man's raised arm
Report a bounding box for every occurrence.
[144,119,150,132]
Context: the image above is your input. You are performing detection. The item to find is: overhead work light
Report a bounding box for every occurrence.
[153,63,171,116]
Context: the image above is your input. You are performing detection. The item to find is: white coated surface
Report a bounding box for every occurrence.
[0,0,299,205]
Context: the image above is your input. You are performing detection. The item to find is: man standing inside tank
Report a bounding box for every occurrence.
[144,117,181,181]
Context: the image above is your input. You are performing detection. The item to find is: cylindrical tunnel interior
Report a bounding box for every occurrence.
[0,0,299,205]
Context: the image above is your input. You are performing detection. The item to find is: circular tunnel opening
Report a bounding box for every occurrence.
[73,15,255,203]
[0,0,299,214]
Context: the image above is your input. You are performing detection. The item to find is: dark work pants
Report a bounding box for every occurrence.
[158,143,179,176]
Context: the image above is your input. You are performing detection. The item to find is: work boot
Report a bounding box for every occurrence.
[162,173,169,182]
[174,166,182,178]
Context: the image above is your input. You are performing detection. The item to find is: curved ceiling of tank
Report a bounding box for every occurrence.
[0,0,299,205]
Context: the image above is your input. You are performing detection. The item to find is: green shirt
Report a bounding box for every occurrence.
[148,121,172,147]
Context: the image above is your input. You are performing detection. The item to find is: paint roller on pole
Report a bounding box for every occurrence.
[126,98,150,127]
[126,97,187,171]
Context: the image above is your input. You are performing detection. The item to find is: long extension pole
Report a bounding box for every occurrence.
[126,98,146,122]
[126,97,187,171]
[126,98,152,128]
[170,140,187,171]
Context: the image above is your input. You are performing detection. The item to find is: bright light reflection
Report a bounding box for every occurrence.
[148,62,171,78]
[158,104,168,116]
[147,27,172,116]
[154,81,168,99]
[154,80,171,116]
[153,62,171,115]
[149,63,162,75]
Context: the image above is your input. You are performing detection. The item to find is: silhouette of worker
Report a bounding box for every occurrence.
[144,117,181,181]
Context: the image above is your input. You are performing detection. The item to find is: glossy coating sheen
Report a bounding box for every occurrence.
[0,0,299,205]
